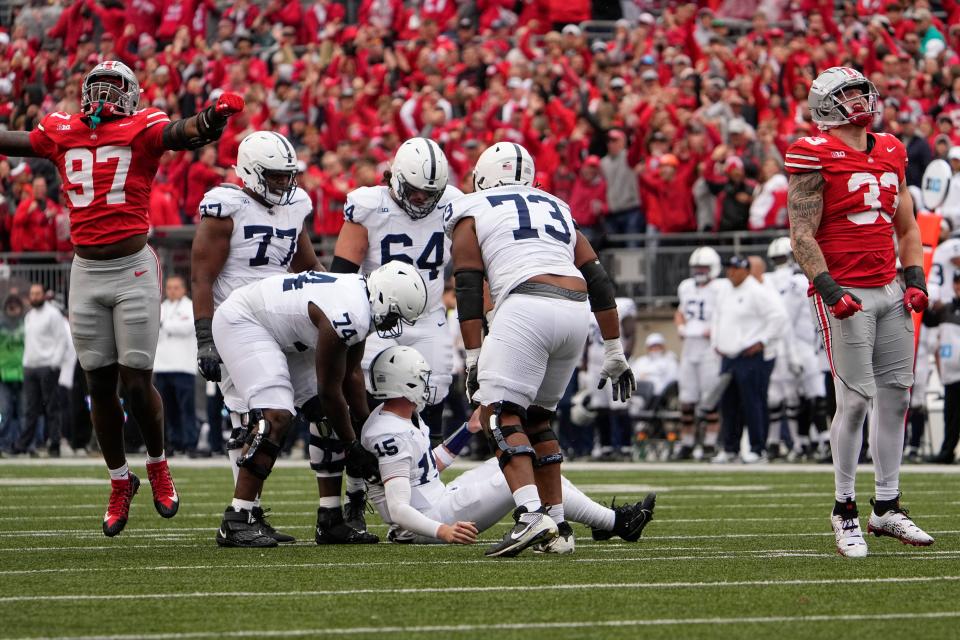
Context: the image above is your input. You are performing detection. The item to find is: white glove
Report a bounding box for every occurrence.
[598,339,636,402]
[464,348,480,403]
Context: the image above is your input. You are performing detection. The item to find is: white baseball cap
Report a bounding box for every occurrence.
[645,333,666,348]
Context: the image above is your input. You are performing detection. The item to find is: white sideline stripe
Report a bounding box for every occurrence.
[0,576,960,604]
[4,550,958,575]
[0,478,107,486]
[3,576,958,604]
[13,612,960,640]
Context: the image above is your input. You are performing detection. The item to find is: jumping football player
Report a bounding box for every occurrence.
[0,61,244,536]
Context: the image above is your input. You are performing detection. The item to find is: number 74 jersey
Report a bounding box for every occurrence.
[785,132,906,289]
[444,184,582,311]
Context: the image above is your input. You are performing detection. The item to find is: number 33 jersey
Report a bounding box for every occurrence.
[444,185,583,311]
[346,184,463,314]
[785,132,907,289]
[200,184,312,307]
[29,108,172,246]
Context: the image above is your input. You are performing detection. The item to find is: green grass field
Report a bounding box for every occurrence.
[1,459,958,640]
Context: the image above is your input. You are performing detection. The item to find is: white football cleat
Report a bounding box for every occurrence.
[831,499,868,558]
[534,521,575,554]
[711,450,734,464]
[867,497,935,547]
[485,506,558,558]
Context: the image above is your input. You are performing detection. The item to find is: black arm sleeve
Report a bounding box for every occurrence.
[330,256,361,274]
[161,107,229,151]
[579,259,616,312]
[454,269,485,321]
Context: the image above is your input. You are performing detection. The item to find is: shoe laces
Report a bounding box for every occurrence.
[840,517,859,533]
[148,463,174,497]
[107,480,132,516]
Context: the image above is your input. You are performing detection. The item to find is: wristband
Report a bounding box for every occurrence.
[465,348,480,369]
[812,272,844,306]
[903,265,927,294]
[194,318,214,344]
[442,422,472,456]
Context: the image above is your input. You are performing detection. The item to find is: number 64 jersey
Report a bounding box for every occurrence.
[784,132,906,290]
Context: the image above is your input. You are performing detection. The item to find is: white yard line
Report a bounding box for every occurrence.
[2,575,959,604]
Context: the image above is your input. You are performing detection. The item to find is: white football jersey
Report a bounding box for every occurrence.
[228,271,371,351]
[200,184,312,307]
[768,266,817,347]
[928,238,960,304]
[444,185,583,311]
[676,277,721,361]
[346,184,462,314]
[361,405,444,513]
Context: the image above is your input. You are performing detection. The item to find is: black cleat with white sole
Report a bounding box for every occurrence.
[343,489,369,532]
[252,506,295,543]
[485,506,558,558]
[216,508,278,548]
[315,507,379,544]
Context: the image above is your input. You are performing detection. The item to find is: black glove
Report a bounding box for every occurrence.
[345,440,380,484]
[466,364,479,404]
[195,318,221,382]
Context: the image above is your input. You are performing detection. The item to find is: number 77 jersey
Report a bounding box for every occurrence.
[785,132,907,289]
[444,184,582,311]
[28,108,172,246]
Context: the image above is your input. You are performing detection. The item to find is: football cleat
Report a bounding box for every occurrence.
[103,473,140,537]
[867,496,934,547]
[741,450,768,464]
[252,506,295,543]
[831,498,868,558]
[387,525,416,544]
[216,508,278,548]
[344,489,368,532]
[710,450,734,464]
[145,459,179,518]
[593,493,656,542]
[315,507,379,545]
[484,506,558,558]
[671,445,694,461]
[533,521,575,554]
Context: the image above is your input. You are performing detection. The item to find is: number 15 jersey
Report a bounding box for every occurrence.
[785,132,906,289]
[444,185,583,311]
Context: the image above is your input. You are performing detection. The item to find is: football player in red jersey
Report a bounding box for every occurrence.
[0,61,245,537]
[786,67,934,558]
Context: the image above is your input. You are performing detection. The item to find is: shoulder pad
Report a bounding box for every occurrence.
[198,185,247,219]
[439,184,464,206]
[344,186,387,226]
[784,139,825,174]
[135,107,172,129]
[443,192,480,238]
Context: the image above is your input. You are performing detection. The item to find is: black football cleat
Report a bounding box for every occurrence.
[252,506,295,543]
[315,507,379,544]
[343,489,368,532]
[216,508,278,548]
[593,493,656,542]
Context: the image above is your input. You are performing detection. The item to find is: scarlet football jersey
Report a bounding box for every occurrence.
[29,108,171,246]
[785,132,906,289]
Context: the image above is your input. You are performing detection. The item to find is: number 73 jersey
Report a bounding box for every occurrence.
[346,184,463,314]
[444,184,583,311]
[785,132,906,288]
[29,108,172,246]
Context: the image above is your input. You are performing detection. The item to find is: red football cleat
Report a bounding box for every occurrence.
[103,473,140,537]
[146,460,179,518]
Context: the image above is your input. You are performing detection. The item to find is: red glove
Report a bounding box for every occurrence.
[214,92,245,117]
[828,293,863,320]
[903,286,928,313]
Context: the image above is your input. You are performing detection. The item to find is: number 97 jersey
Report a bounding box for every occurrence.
[346,184,463,314]
[784,132,906,289]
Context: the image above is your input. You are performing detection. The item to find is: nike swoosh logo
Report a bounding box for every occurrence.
[437,321,445,327]
[510,523,533,541]
[134,270,148,277]
[886,147,895,152]
[218,528,226,538]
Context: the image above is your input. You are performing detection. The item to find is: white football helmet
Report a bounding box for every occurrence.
[473,141,535,191]
[689,247,721,284]
[570,388,597,427]
[369,346,433,411]
[767,237,793,263]
[82,61,140,118]
[235,131,299,207]
[808,66,879,130]
[390,137,449,219]
[367,261,428,338]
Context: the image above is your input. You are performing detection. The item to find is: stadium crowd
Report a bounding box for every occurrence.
[5,1,960,252]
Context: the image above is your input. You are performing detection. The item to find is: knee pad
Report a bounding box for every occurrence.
[300,396,325,425]
[226,412,249,451]
[526,405,556,426]
[524,422,562,467]
[680,403,695,424]
[236,411,284,480]
[485,402,534,470]
[786,403,800,420]
[309,419,345,478]
[769,402,785,421]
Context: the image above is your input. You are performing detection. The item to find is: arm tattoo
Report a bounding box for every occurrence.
[787,172,830,280]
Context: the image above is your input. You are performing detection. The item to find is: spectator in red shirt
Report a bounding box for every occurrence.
[185,147,226,223]
[11,177,58,253]
[568,155,608,243]
[637,154,697,233]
